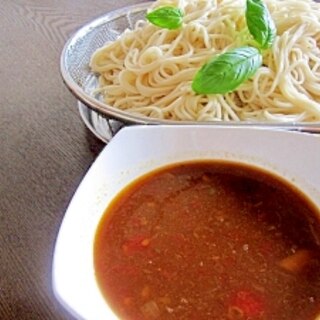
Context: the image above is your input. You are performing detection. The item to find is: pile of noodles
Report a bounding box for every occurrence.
[90,0,320,122]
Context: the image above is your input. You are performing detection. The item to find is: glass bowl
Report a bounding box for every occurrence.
[60,2,320,142]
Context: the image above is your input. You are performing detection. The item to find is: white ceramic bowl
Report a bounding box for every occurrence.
[52,125,320,320]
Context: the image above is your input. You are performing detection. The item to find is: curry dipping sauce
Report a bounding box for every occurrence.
[94,161,320,320]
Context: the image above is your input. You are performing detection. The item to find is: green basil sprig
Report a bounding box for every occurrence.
[146,6,183,30]
[192,47,262,94]
[246,0,276,49]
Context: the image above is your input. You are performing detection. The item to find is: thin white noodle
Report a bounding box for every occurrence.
[90,0,320,122]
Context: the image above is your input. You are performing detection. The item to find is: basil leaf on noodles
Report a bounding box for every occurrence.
[246,0,276,49]
[146,6,183,30]
[192,47,262,94]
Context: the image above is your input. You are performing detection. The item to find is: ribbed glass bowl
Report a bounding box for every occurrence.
[60,2,320,142]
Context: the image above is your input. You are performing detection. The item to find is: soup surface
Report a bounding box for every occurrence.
[94,161,320,320]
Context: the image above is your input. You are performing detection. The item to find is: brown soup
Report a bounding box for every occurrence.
[94,161,320,320]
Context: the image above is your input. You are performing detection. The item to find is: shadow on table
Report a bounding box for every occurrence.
[85,127,105,157]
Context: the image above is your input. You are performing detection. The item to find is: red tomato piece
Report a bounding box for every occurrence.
[229,290,265,317]
[122,234,151,255]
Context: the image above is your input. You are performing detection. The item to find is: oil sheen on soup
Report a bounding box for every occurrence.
[94,161,320,320]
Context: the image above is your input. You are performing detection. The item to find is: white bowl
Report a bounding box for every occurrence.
[52,125,320,320]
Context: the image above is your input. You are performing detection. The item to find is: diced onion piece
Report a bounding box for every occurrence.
[278,249,314,273]
[140,300,161,319]
[141,285,151,299]
[228,306,244,319]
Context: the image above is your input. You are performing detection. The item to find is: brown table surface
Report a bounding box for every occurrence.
[0,1,148,319]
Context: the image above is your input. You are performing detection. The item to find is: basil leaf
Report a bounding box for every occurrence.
[192,47,262,94]
[246,0,276,49]
[146,6,183,30]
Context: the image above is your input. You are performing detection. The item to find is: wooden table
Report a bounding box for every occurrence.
[0,1,147,319]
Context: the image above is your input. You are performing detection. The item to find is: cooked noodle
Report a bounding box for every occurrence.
[90,0,320,122]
